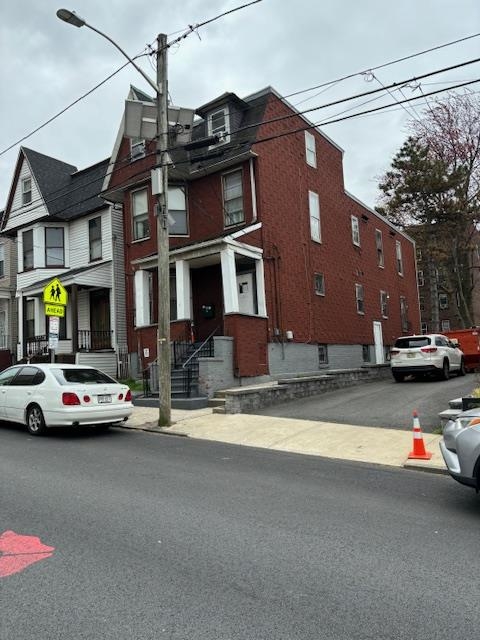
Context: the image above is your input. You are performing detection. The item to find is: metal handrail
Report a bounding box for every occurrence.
[182,326,219,369]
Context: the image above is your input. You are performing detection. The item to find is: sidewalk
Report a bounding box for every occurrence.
[123,405,447,474]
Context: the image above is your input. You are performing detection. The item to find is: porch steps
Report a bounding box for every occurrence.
[208,397,226,413]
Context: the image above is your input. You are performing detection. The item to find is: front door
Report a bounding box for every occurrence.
[373,321,384,364]
[90,290,111,350]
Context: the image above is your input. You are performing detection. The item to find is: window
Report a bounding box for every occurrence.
[309,191,321,242]
[419,296,425,312]
[441,319,451,332]
[10,366,45,386]
[0,245,4,278]
[400,296,408,331]
[355,284,365,314]
[22,177,32,205]
[305,131,317,167]
[416,247,422,261]
[89,217,102,261]
[45,227,64,267]
[25,299,35,339]
[362,345,371,362]
[396,240,403,275]
[318,344,328,365]
[380,290,388,318]
[208,107,230,144]
[418,270,424,287]
[130,138,145,160]
[222,171,244,226]
[439,293,449,309]
[132,189,149,240]
[23,230,33,270]
[168,187,188,235]
[421,322,428,334]
[314,272,325,296]
[375,229,384,267]
[351,216,360,246]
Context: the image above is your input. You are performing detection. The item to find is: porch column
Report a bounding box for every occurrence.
[71,284,78,353]
[221,247,239,313]
[134,270,150,326]
[255,258,267,316]
[175,260,191,319]
[17,294,23,360]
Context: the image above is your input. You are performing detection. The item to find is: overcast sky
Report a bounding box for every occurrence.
[1,0,479,210]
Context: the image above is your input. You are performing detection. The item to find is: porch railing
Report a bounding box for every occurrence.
[78,330,113,351]
[26,335,49,358]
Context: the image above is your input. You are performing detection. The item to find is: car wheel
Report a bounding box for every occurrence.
[458,358,466,376]
[26,404,47,436]
[392,372,404,382]
[440,360,450,380]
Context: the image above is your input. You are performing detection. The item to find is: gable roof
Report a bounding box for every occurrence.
[22,147,77,201]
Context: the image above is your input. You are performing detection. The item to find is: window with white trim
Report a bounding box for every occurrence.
[400,296,408,331]
[416,247,422,261]
[380,290,388,318]
[132,188,149,240]
[0,245,4,278]
[168,187,188,235]
[22,177,32,205]
[439,293,449,309]
[89,217,102,261]
[375,229,384,267]
[419,296,425,312]
[418,270,424,286]
[314,272,325,296]
[396,240,404,275]
[208,107,230,144]
[305,131,317,167]
[441,319,451,332]
[222,170,244,227]
[355,283,365,314]
[351,216,360,246]
[130,137,145,160]
[23,229,33,270]
[45,227,64,267]
[309,191,321,242]
[421,322,428,334]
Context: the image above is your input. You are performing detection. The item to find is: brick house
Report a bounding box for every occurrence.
[103,86,420,395]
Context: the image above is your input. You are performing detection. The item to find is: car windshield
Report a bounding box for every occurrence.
[52,368,117,385]
[395,336,431,349]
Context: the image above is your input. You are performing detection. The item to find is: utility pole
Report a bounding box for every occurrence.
[156,33,171,426]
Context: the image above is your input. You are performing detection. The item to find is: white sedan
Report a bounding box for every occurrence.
[0,363,133,435]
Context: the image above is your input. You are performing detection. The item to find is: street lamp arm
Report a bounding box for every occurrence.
[56,8,159,95]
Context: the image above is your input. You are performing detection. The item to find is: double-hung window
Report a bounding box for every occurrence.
[223,171,244,227]
[400,296,408,331]
[439,293,449,310]
[168,187,188,235]
[45,228,64,267]
[396,240,404,275]
[351,216,360,246]
[89,217,102,261]
[375,229,384,267]
[23,230,33,271]
[380,290,388,318]
[132,189,149,240]
[309,191,321,242]
[22,177,32,205]
[355,284,365,314]
[305,131,317,167]
[314,272,325,296]
[208,107,230,144]
[0,245,4,278]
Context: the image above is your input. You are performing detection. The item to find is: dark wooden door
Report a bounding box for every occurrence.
[90,290,111,349]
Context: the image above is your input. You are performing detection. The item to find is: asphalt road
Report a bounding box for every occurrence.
[255,373,478,432]
[1,426,479,640]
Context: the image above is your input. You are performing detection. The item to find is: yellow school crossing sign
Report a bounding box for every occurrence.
[43,278,68,314]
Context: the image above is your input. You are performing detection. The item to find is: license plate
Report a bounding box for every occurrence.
[98,394,112,403]
[407,353,416,358]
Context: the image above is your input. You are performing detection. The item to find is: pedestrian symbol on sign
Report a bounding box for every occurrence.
[43,278,68,306]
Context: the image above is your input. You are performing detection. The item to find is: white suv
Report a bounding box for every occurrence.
[390,334,465,382]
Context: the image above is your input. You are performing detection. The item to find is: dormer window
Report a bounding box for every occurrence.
[130,137,146,160]
[22,177,32,205]
[208,107,230,144]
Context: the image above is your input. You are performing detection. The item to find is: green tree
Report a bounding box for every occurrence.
[377,92,480,329]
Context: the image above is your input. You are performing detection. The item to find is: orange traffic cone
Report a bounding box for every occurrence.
[408,410,432,460]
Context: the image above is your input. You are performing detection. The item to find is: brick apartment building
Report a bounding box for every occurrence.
[103,86,420,395]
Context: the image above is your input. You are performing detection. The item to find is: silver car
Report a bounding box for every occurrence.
[440,409,480,490]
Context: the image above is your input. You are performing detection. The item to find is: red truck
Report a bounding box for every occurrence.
[444,328,480,372]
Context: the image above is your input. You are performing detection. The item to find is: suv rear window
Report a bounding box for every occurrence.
[395,337,431,349]
[52,368,117,385]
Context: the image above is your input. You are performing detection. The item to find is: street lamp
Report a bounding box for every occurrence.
[57,9,172,426]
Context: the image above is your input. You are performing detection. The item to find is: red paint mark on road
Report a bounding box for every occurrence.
[0,530,55,578]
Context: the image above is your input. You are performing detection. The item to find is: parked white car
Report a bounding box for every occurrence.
[0,364,133,435]
[390,334,465,382]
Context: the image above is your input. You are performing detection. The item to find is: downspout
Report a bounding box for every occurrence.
[249,157,257,223]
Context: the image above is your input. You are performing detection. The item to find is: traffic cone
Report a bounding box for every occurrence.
[408,410,432,460]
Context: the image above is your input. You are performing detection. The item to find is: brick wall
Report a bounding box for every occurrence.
[223,314,269,376]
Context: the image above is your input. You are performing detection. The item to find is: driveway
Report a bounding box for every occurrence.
[254,373,478,432]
